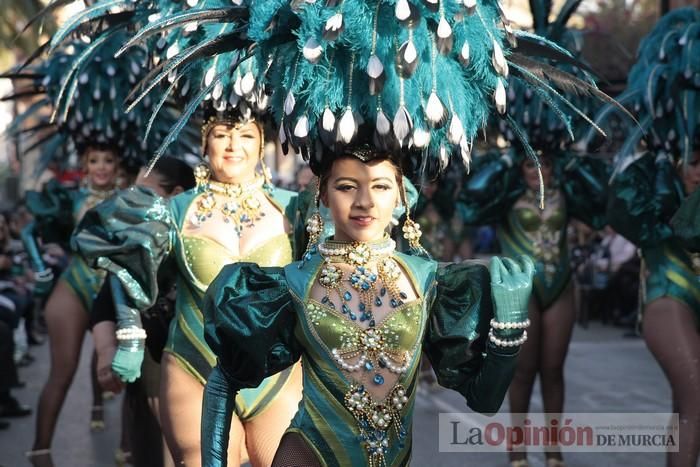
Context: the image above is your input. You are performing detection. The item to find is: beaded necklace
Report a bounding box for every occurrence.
[190,177,267,236]
[318,237,409,328]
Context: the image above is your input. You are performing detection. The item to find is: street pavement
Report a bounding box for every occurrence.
[1,322,672,467]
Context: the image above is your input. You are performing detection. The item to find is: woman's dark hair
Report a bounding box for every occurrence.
[151,157,196,194]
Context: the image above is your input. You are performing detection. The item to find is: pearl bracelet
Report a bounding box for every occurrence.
[115,327,147,341]
[490,318,530,330]
[488,329,528,347]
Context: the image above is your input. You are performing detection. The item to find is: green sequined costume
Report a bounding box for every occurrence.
[202,251,519,467]
[74,184,307,420]
[458,151,609,309]
[22,179,111,311]
[608,153,700,326]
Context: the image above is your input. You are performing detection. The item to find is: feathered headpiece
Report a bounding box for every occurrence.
[591,7,700,177]
[2,0,199,173]
[46,0,620,193]
[495,0,608,154]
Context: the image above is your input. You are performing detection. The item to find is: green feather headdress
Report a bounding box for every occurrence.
[46,0,620,193]
[590,7,700,178]
[2,0,199,173]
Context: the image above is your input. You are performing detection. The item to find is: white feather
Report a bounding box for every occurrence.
[303,38,323,63]
[376,109,391,135]
[448,115,464,144]
[494,79,507,114]
[204,66,216,87]
[425,92,446,125]
[186,0,198,6]
[325,13,343,33]
[412,128,431,148]
[284,91,296,115]
[395,0,411,21]
[278,124,287,144]
[322,107,336,132]
[367,54,384,79]
[437,17,452,39]
[393,106,412,144]
[460,136,472,173]
[241,71,255,95]
[492,40,508,77]
[439,146,449,170]
[294,115,309,138]
[404,41,417,64]
[460,41,470,66]
[184,21,198,32]
[212,82,223,100]
[338,108,356,144]
[233,75,243,96]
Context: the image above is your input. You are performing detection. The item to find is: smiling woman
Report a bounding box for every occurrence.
[73,107,307,467]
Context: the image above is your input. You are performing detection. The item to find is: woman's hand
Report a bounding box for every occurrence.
[489,256,534,336]
[93,321,125,393]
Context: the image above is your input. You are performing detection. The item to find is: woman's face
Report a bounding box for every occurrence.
[84,148,119,189]
[522,157,552,191]
[322,157,400,243]
[681,151,700,195]
[206,122,262,184]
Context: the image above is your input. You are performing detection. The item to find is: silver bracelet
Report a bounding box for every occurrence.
[488,329,527,347]
[490,318,530,330]
[115,327,147,341]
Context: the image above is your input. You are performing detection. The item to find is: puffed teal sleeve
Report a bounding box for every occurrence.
[560,153,610,230]
[71,185,175,312]
[424,262,519,414]
[23,179,77,271]
[201,263,302,467]
[608,153,684,248]
[671,188,700,252]
[458,151,524,225]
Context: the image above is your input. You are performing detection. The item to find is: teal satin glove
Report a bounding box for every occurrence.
[489,256,535,337]
[33,269,54,298]
[111,347,143,383]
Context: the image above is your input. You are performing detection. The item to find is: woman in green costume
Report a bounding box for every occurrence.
[605,9,700,467]
[458,2,614,464]
[203,146,534,467]
[74,108,306,467]
[187,0,620,463]
[2,32,164,465]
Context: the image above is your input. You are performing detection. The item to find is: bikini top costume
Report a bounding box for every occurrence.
[203,237,526,466]
[459,151,609,309]
[73,179,307,384]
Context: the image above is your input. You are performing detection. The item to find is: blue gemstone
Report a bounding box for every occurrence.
[378,357,386,368]
[350,313,357,321]
[321,296,329,304]
[304,252,312,260]
[361,283,370,291]
[351,276,359,284]
[329,302,336,309]
[375,297,382,306]
[370,274,377,281]
[359,315,366,322]
[373,374,385,385]
[364,361,374,371]
[380,287,387,296]
[343,291,352,301]
[359,303,366,311]
[400,291,408,299]
[358,266,365,273]
[310,245,318,253]
[342,304,351,314]
[369,320,376,328]
[390,298,399,308]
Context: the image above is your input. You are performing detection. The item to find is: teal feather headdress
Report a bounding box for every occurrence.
[2,0,199,173]
[590,7,700,178]
[45,0,620,196]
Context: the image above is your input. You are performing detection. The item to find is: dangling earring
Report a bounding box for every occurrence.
[194,163,211,190]
[260,156,273,190]
[400,182,429,257]
[300,177,324,267]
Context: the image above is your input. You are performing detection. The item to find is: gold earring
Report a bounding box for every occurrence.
[301,178,324,266]
[399,183,428,256]
[259,156,273,189]
[194,163,211,190]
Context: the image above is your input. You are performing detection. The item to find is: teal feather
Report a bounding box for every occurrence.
[49,0,129,50]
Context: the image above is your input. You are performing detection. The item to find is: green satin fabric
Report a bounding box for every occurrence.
[609,153,700,325]
[59,255,106,312]
[203,253,519,467]
[74,185,302,413]
[499,202,571,310]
